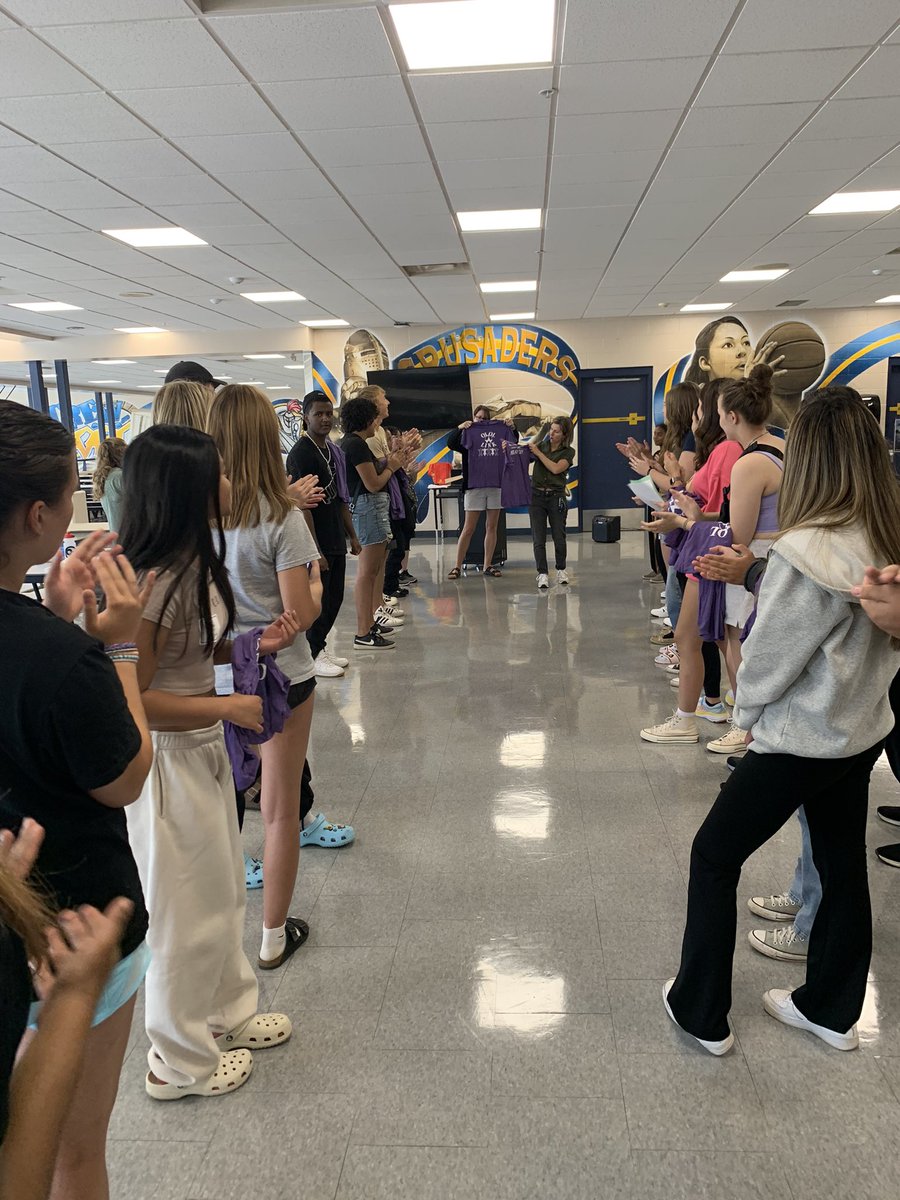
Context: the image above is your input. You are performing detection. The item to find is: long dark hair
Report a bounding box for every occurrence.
[119,424,234,653]
[683,316,750,385]
[719,363,774,426]
[694,378,728,468]
[0,401,73,567]
[661,382,699,457]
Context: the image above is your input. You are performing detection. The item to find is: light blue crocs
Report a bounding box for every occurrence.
[244,853,263,890]
[301,813,355,848]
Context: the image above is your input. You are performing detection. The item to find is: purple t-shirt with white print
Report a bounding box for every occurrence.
[501,442,532,508]
[460,421,515,489]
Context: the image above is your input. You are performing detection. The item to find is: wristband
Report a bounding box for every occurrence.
[108,653,139,664]
[104,642,137,654]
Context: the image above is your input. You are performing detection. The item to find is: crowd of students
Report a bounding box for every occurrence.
[624,370,900,1054]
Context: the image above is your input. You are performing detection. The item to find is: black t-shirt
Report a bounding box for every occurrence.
[0,591,148,958]
[286,436,347,556]
[341,432,379,501]
[0,926,29,1144]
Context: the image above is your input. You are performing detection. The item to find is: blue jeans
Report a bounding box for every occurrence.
[788,807,822,939]
[665,564,682,629]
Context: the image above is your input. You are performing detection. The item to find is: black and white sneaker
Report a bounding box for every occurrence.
[877,806,900,827]
[354,630,395,650]
[876,843,900,868]
[399,570,418,585]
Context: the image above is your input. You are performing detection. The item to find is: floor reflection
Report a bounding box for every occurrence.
[499,730,547,768]
[492,788,551,841]
[475,945,566,1035]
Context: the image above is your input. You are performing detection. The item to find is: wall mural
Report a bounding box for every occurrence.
[50,397,132,468]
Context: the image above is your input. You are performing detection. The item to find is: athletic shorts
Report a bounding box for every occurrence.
[287,676,317,709]
[350,490,392,546]
[464,487,502,512]
[28,939,151,1030]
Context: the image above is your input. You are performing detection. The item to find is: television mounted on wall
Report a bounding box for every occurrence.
[365,365,473,431]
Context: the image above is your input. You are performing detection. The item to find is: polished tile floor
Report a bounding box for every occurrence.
[109,533,900,1200]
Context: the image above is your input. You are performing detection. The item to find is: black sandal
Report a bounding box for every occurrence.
[484,566,502,577]
[257,917,310,970]
[448,567,461,579]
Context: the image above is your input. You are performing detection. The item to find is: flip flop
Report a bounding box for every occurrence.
[448,567,461,579]
[257,917,309,970]
[301,812,355,848]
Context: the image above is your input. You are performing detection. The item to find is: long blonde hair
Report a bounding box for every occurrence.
[152,380,210,430]
[92,436,126,498]
[778,388,900,565]
[207,385,291,528]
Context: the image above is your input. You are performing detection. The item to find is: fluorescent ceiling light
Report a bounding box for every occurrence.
[241,291,305,303]
[91,358,135,364]
[283,364,306,370]
[9,301,82,312]
[266,385,293,390]
[115,326,163,333]
[458,208,542,232]
[301,319,350,328]
[875,295,900,304]
[489,311,535,320]
[88,379,121,384]
[237,380,264,385]
[480,280,537,293]
[809,190,900,215]
[243,353,285,360]
[102,226,207,247]
[153,369,168,373]
[390,0,554,71]
[137,384,158,389]
[681,302,733,313]
[720,269,789,283]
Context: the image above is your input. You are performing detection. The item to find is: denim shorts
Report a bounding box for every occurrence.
[28,939,151,1030]
[351,490,392,546]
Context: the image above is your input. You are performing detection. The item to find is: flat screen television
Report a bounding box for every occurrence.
[366,365,472,431]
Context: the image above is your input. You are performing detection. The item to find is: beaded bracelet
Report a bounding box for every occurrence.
[107,652,140,665]
[104,642,137,654]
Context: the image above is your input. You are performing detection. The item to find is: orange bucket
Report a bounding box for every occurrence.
[430,460,451,486]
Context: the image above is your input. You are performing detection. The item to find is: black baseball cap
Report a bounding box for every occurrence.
[164,360,225,387]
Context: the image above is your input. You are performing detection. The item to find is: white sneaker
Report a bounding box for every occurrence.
[314,652,344,678]
[747,893,801,922]
[725,689,735,707]
[706,724,748,754]
[748,925,808,962]
[663,980,733,1056]
[537,573,549,590]
[669,674,680,688]
[323,648,349,669]
[650,606,668,619]
[762,988,858,1051]
[381,596,404,615]
[556,569,569,586]
[375,606,404,628]
[640,712,699,744]
[662,617,672,628]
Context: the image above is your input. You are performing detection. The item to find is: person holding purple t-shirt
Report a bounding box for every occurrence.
[447,406,517,579]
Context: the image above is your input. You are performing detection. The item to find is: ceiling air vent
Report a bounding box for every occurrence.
[777,299,809,307]
[402,263,471,278]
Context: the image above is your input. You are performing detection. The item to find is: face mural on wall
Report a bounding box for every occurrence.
[679,316,827,429]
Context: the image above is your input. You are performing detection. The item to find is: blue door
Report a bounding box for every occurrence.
[578,367,652,524]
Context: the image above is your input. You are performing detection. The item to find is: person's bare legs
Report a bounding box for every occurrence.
[22,993,136,1200]
[725,626,742,696]
[259,694,314,930]
[354,543,382,635]
[371,543,389,617]
[453,511,481,571]
[483,508,500,570]
[676,580,706,713]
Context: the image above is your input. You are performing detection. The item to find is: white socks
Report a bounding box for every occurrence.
[260,924,285,962]
[676,708,695,720]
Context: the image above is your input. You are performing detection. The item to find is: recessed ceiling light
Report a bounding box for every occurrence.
[875,295,900,304]
[479,280,537,293]
[458,209,542,232]
[91,358,136,365]
[489,311,535,320]
[301,319,350,328]
[389,0,554,71]
[9,301,82,312]
[103,227,207,247]
[137,384,158,389]
[115,326,164,333]
[88,379,121,384]
[681,302,733,313]
[243,353,286,360]
[236,380,265,385]
[266,385,292,390]
[154,369,168,373]
[809,190,900,215]
[241,291,305,303]
[720,268,789,283]
[283,364,306,370]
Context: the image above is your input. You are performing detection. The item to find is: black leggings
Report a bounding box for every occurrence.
[668,742,881,1041]
[306,553,347,659]
[385,519,413,594]
[886,668,900,783]
[647,531,666,576]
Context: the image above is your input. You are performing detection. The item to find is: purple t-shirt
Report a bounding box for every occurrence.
[501,442,532,508]
[331,443,350,505]
[460,421,511,489]
[387,472,403,519]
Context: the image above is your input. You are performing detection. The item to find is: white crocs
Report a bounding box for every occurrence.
[145,1049,253,1101]
[220,1012,292,1051]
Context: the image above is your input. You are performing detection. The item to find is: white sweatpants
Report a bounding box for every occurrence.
[127,723,259,1086]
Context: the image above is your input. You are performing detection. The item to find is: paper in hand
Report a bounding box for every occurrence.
[628,475,665,510]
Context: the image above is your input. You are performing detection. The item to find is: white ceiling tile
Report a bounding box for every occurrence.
[441,156,546,192]
[796,98,900,141]
[429,118,550,163]
[215,170,337,205]
[119,174,236,207]
[40,20,242,90]
[249,195,354,226]
[115,85,283,139]
[551,151,661,185]
[302,125,430,170]
[57,205,163,231]
[49,138,196,179]
[0,127,28,149]
[657,142,780,180]
[697,48,865,107]
[557,59,708,116]
[0,145,83,182]
[151,202,263,229]
[772,134,896,172]
[263,75,415,132]
[547,179,645,208]
[464,230,543,273]
[353,192,450,221]
[175,133,312,175]
[329,162,440,196]
[748,167,868,201]
[642,174,752,206]
[837,44,900,99]
[675,103,818,147]
[411,68,554,124]
[188,225,286,249]
[2,0,188,23]
[209,9,397,82]
[0,30,92,97]
[554,110,681,156]
[563,0,738,62]
[5,176,128,207]
[726,0,899,52]
[0,92,153,144]
[0,210,86,236]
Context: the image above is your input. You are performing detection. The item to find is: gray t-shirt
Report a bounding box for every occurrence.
[223,500,318,684]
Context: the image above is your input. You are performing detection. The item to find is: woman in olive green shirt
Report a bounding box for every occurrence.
[529,417,575,590]
[92,437,127,532]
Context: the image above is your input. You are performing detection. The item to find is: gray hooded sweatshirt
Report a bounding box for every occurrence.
[733,523,898,758]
